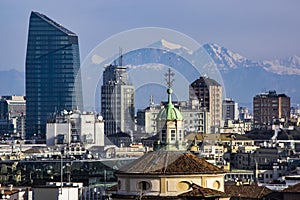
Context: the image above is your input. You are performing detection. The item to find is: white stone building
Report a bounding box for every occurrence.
[46,110,104,146]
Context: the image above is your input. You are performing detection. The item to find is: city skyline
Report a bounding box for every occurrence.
[1,0,300,72]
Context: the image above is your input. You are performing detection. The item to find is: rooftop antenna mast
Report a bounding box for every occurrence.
[119,47,123,66]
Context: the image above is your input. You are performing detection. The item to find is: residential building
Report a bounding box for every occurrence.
[25,11,83,141]
[137,100,210,135]
[220,119,253,134]
[101,64,134,136]
[0,96,26,138]
[253,90,290,128]
[222,98,239,122]
[239,106,253,121]
[46,109,104,147]
[33,182,83,200]
[189,76,222,133]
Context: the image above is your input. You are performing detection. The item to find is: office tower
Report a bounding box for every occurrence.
[253,90,290,128]
[25,11,83,141]
[189,76,222,133]
[101,64,135,136]
[222,98,239,122]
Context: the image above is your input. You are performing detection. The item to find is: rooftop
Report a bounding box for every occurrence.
[225,184,273,199]
[32,11,76,36]
[283,182,300,193]
[179,183,228,198]
[186,133,252,142]
[117,150,224,175]
[191,76,221,87]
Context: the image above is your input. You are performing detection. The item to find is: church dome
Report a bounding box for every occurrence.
[156,88,183,121]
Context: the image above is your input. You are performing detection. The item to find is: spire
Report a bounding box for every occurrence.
[165,68,175,107]
[155,68,185,151]
[165,68,174,89]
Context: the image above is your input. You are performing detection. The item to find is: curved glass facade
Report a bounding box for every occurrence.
[25,11,83,140]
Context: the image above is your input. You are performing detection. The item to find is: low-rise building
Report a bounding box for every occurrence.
[33,182,83,200]
[0,96,26,138]
[220,119,252,134]
[137,100,210,135]
[46,110,104,146]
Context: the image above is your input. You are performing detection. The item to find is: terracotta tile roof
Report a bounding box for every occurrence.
[283,182,300,193]
[111,194,178,199]
[186,133,251,142]
[179,183,228,198]
[117,150,224,175]
[225,184,273,199]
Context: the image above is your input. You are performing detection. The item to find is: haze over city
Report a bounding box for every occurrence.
[1,0,300,72]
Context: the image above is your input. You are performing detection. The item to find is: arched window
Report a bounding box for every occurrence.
[137,181,151,191]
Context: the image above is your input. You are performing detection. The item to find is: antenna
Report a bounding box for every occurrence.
[165,68,175,89]
[150,95,154,105]
[119,47,123,66]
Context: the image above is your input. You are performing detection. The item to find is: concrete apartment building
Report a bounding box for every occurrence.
[137,100,210,135]
[46,110,104,146]
[0,95,26,138]
[253,90,290,128]
[189,76,222,133]
[222,98,239,122]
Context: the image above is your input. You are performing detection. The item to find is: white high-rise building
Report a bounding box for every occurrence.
[101,64,135,136]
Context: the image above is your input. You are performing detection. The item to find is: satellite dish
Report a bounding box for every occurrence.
[98,116,103,121]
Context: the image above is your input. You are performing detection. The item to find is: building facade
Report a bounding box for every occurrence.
[25,11,83,141]
[137,100,210,135]
[222,98,239,122]
[253,90,290,128]
[46,110,104,146]
[0,96,26,138]
[101,64,134,136]
[189,76,222,133]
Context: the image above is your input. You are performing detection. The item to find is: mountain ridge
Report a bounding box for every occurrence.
[1,41,299,108]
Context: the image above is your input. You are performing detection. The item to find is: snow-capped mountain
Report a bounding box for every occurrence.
[262,55,300,75]
[149,39,193,58]
[202,43,259,70]
[146,39,300,106]
[152,39,300,76]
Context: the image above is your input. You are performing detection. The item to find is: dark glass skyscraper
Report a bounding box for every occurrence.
[25,11,83,140]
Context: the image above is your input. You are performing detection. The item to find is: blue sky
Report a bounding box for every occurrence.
[1,0,300,72]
